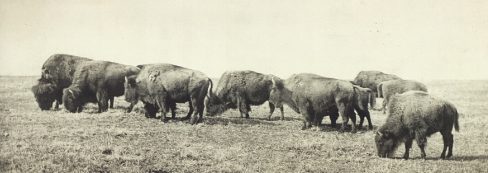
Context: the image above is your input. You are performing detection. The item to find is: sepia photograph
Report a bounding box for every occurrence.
[0,0,487,172]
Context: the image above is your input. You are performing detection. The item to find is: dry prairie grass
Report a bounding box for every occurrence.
[0,76,487,172]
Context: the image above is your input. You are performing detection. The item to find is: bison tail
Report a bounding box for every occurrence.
[445,104,460,132]
[454,108,460,132]
[206,78,214,98]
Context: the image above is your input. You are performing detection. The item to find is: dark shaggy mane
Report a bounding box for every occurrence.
[31,78,57,95]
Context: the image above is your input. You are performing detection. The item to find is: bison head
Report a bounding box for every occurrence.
[205,95,230,116]
[375,131,399,158]
[124,76,139,104]
[31,78,58,110]
[62,87,81,113]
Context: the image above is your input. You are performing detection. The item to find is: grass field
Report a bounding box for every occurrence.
[1,76,487,172]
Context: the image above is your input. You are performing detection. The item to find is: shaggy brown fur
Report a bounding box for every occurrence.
[125,63,211,124]
[31,78,58,110]
[205,70,284,120]
[314,85,374,130]
[269,73,363,133]
[375,91,459,159]
[353,71,402,108]
[377,79,428,113]
[32,54,92,110]
[63,61,140,113]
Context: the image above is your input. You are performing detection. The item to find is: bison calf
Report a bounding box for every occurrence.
[375,91,460,159]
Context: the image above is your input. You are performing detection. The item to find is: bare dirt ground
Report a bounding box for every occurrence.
[0,76,487,172]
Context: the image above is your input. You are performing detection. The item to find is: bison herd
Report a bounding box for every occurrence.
[32,54,460,160]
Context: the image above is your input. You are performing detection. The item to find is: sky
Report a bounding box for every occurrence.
[0,0,487,80]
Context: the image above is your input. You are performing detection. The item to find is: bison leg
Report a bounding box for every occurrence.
[197,101,205,123]
[447,133,454,158]
[313,114,324,127]
[189,98,204,125]
[365,111,373,130]
[279,106,284,120]
[441,132,454,159]
[338,103,356,133]
[358,110,373,130]
[126,102,135,113]
[403,138,414,160]
[155,96,169,122]
[96,90,109,113]
[143,103,157,118]
[54,99,60,110]
[268,102,275,121]
[109,97,114,109]
[168,101,177,119]
[298,101,314,130]
[77,105,84,113]
[415,135,428,159]
[329,111,338,127]
[236,94,250,118]
[183,102,194,120]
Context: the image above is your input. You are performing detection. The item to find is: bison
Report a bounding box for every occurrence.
[377,79,428,114]
[375,91,459,159]
[352,71,402,108]
[269,73,368,133]
[31,54,92,110]
[205,70,284,120]
[124,64,212,124]
[62,60,140,113]
[315,85,374,130]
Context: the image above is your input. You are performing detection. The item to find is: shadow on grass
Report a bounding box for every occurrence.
[254,116,303,122]
[440,155,488,161]
[315,124,377,133]
[204,116,277,126]
[379,155,488,161]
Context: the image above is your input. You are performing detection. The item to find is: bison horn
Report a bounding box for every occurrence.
[376,131,383,136]
[68,89,74,96]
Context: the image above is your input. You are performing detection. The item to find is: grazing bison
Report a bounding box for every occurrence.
[31,54,92,110]
[375,91,459,159]
[315,85,374,130]
[62,61,140,113]
[377,79,428,114]
[353,71,402,108]
[205,70,284,120]
[124,64,212,124]
[269,73,367,133]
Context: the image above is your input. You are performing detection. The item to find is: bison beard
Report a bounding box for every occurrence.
[31,78,58,110]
